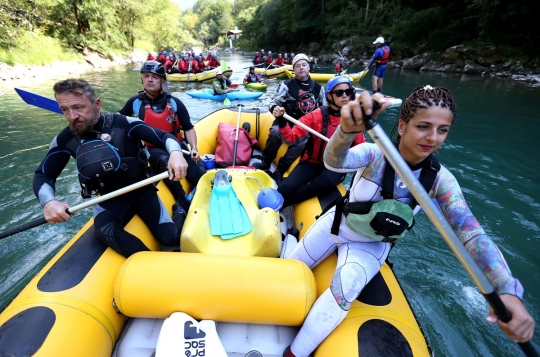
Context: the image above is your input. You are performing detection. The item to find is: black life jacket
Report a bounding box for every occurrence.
[66,113,149,198]
[284,78,321,119]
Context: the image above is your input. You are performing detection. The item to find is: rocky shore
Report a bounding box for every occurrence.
[0,49,147,82]
[317,42,540,85]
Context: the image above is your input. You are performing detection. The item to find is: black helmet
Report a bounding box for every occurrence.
[249,66,255,70]
[141,60,167,80]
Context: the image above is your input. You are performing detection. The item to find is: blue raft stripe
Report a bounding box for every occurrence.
[37,225,108,292]
[357,319,413,357]
[0,306,56,355]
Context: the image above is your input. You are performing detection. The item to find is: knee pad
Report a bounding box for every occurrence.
[330,263,367,311]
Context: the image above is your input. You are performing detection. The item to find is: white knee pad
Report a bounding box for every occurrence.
[330,263,367,310]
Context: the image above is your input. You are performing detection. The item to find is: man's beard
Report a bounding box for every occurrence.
[69,107,100,135]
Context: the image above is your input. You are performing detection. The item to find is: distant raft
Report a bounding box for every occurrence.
[254,65,293,79]
[244,82,267,91]
[284,68,366,82]
[167,67,233,82]
[186,89,263,101]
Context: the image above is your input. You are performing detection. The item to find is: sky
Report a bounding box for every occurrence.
[174,0,197,10]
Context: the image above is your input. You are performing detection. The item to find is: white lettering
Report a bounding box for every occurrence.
[385,218,400,226]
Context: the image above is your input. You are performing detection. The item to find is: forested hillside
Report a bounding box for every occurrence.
[1,0,538,66]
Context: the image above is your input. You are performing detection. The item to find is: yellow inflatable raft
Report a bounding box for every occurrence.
[167,67,233,82]
[284,67,366,82]
[255,64,293,79]
[0,107,431,357]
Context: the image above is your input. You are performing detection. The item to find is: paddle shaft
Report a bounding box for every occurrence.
[0,171,170,240]
[187,58,192,89]
[362,110,538,357]
[232,105,243,166]
[282,113,329,142]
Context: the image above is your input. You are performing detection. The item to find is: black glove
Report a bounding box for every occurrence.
[277,115,287,128]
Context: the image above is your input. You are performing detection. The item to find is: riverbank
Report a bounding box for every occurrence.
[0,49,147,83]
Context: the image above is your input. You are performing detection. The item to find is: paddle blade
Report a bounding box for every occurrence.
[221,60,227,72]
[15,88,63,114]
[223,97,231,106]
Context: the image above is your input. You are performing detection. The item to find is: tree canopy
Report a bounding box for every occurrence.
[1,0,537,63]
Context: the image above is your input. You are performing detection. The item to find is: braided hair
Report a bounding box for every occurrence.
[391,85,457,144]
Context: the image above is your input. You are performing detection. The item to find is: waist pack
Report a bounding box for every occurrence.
[343,199,414,242]
[215,122,260,167]
[76,140,122,179]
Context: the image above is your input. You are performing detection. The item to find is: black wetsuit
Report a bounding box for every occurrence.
[33,114,184,257]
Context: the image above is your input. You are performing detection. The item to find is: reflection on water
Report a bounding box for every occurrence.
[0,53,539,356]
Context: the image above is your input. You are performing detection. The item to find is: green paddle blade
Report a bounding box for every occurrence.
[223,96,231,106]
[221,60,227,71]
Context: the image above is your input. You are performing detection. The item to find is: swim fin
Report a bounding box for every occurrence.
[209,170,252,239]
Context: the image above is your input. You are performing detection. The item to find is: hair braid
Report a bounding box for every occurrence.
[394,85,457,144]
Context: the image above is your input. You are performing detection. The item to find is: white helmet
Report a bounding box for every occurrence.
[373,37,385,44]
[292,54,310,67]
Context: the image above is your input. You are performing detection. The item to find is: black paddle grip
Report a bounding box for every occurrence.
[351,99,383,131]
[484,292,539,357]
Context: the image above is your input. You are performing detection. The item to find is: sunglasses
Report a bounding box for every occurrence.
[331,88,355,97]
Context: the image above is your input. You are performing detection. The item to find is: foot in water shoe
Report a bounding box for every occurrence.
[172,202,187,233]
[253,161,270,170]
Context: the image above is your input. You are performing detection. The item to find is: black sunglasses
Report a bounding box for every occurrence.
[331,88,355,97]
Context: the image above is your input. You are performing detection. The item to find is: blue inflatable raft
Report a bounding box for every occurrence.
[186,89,263,101]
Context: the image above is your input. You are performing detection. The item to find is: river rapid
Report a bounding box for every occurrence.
[0,52,539,356]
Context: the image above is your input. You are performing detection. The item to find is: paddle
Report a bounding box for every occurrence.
[283,113,328,142]
[0,171,170,239]
[15,88,63,114]
[231,104,244,166]
[359,101,539,357]
[14,88,191,158]
[187,58,192,90]
[355,69,369,84]
[262,60,276,78]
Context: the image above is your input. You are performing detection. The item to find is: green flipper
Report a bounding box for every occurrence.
[209,170,252,239]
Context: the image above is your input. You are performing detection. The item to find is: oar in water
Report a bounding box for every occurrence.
[0,171,170,239]
[262,60,276,78]
[358,100,539,357]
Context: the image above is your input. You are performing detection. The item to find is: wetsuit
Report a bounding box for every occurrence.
[277,107,365,207]
[118,92,203,203]
[33,114,184,257]
[286,128,524,357]
[262,77,325,174]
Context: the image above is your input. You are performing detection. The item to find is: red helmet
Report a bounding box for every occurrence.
[256,52,260,56]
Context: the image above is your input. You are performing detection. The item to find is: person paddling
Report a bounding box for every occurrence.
[34,78,188,258]
[276,76,365,208]
[243,66,262,84]
[283,86,535,357]
[213,70,232,94]
[365,36,390,93]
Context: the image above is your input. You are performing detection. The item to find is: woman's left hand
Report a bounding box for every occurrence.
[340,92,390,133]
[486,294,535,343]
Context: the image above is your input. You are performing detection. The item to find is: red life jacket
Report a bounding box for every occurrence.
[179,60,188,72]
[191,60,200,72]
[266,56,273,65]
[335,63,344,73]
[139,94,182,147]
[274,58,284,66]
[376,46,390,64]
[198,60,206,69]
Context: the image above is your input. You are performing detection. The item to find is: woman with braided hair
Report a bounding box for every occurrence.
[282,86,535,357]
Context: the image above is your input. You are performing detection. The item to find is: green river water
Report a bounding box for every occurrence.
[0,53,538,356]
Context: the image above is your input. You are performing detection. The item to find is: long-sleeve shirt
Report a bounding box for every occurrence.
[323,126,524,298]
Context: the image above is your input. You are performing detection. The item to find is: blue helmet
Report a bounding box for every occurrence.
[261,49,265,52]
[268,50,272,55]
[212,54,217,58]
[195,55,200,60]
[339,57,344,61]
[290,53,295,57]
[162,51,167,55]
[257,188,284,211]
[325,75,354,99]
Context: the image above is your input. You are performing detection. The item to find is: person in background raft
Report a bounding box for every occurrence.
[207,54,221,69]
[213,70,232,95]
[243,66,262,84]
[274,54,284,67]
[156,51,167,65]
[308,57,317,72]
[253,54,324,185]
[34,79,188,257]
[335,57,345,74]
[365,36,390,93]
[196,55,206,72]
[277,76,365,208]
[282,86,536,357]
[253,51,262,66]
[118,61,203,214]
[146,52,154,61]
